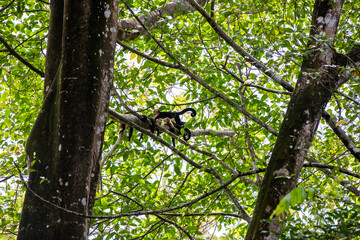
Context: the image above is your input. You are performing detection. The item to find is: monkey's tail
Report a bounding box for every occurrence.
[183,128,191,141]
[178,107,196,117]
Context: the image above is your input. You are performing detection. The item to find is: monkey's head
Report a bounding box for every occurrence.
[153,109,160,116]
[163,117,171,124]
[163,117,175,128]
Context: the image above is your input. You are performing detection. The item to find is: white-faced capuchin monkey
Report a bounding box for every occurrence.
[163,117,191,147]
[153,108,196,126]
[121,115,157,142]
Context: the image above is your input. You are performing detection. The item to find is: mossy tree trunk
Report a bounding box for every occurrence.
[245,0,347,239]
[17,0,118,239]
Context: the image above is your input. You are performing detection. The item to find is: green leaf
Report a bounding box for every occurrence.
[290,187,306,207]
[174,164,181,176]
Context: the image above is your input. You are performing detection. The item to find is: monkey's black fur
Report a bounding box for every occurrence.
[154,108,196,126]
[138,116,156,141]
[120,123,134,141]
[171,120,191,141]
[163,117,191,147]
[121,115,156,142]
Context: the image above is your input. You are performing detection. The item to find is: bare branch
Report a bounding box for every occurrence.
[304,161,360,179]
[155,214,194,240]
[322,111,360,160]
[336,90,360,106]
[0,0,15,12]
[0,36,44,77]
[304,159,360,196]
[243,84,292,96]
[118,0,207,41]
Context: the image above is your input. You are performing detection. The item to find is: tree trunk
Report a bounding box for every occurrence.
[17,0,118,239]
[245,0,346,239]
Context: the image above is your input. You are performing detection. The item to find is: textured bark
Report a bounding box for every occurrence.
[118,0,207,41]
[17,0,118,239]
[245,0,346,239]
[43,0,63,97]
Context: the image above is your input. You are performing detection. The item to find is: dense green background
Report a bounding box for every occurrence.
[1,0,359,239]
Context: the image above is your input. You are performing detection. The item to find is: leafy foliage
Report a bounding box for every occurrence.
[1,0,359,239]
[0,0,47,237]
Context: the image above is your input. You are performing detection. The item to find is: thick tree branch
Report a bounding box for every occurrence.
[107,111,235,138]
[118,0,207,41]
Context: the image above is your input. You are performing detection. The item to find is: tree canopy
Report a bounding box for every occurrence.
[1,0,359,239]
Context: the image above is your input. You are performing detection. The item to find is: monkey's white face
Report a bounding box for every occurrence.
[163,117,171,123]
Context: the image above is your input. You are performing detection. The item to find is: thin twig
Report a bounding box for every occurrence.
[0,36,44,77]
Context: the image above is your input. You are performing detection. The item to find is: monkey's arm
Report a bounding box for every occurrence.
[128,127,134,141]
[119,123,133,141]
[155,119,162,136]
[138,115,156,141]
[119,123,126,133]
[163,117,177,147]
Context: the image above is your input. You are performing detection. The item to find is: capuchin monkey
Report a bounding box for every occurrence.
[138,116,157,141]
[163,117,191,147]
[155,118,162,136]
[119,123,131,140]
[121,115,156,142]
[153,108,196,126]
